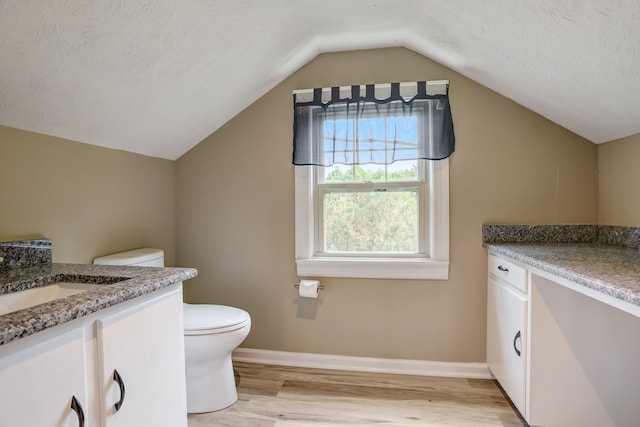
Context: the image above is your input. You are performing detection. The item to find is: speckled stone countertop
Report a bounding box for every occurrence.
[0,263,197,346]
[483,224,640,309]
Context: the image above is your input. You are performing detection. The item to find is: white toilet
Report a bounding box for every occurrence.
[93,248,251,413]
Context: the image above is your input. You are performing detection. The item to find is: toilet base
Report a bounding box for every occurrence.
[186,353,238,413]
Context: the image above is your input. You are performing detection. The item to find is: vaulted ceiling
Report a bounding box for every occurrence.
[1,1,638,160]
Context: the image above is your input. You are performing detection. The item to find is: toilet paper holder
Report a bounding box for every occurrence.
[294,283,324,290]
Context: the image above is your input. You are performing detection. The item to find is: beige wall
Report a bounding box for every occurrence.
[176,48,598,363]
[0,126,176,265]
[598,133,640,226]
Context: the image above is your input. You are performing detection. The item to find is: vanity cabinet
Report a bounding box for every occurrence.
[97,287,187,426]
[486,254,528,416]
[0,284,187,427]
[487,247,640,426]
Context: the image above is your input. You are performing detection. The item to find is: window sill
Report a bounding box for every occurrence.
[296,257,449,280]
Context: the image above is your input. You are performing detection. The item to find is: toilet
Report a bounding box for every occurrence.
[93,248,251,413]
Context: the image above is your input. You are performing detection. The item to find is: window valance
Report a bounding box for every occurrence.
[292,81,455,166]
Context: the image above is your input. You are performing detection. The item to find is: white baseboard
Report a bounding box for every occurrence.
[232,348,491,379]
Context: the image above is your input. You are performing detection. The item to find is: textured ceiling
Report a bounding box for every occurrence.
[1,1,639,160]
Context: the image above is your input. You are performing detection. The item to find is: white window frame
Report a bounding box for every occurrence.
[294,158,449,280]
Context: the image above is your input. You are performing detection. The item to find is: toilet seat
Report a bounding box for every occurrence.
[183,303,251,335]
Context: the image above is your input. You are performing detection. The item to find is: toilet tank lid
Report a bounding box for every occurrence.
[93,248,164,266]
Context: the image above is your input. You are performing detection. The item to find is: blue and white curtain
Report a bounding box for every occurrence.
[292,81,455,166]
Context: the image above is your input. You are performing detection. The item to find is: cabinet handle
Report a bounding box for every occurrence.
[497,265,509,272]
[70,396,85,427]
[513,330,522,357]
[113,369,126,412]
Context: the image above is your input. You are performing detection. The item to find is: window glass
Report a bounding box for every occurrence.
[322,161,419,183]
[322,189,419,253]
[316,107,426,256]
[320,104,422,168]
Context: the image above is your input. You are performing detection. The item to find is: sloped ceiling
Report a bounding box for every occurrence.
[1,1,639,160]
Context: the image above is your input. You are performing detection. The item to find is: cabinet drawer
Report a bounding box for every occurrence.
[488,254,528,293]
[486,277,528,416]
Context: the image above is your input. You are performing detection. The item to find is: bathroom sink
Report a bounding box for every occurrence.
[0,282,104,316]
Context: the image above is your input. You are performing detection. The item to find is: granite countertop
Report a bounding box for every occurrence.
[0,262,197,346]
[483,224,640,310]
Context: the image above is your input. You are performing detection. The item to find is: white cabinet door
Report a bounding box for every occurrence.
[486,276,528,415]
[0,327,88,427]
[96,288,187,427]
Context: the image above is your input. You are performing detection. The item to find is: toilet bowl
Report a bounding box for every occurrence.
[183,303,251,412]
[93,248,251,413]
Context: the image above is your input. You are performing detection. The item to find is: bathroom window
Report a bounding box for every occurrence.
[293,81,453,280]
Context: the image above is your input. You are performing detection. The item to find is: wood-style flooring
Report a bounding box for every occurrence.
[188,362,527,426]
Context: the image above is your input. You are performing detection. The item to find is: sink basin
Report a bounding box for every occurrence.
[0,282,104,316]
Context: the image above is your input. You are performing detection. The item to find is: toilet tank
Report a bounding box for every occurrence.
[93,248,165,267]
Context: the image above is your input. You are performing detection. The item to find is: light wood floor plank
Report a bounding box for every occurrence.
[188,362,526,426]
